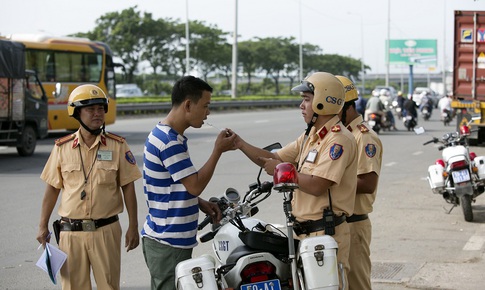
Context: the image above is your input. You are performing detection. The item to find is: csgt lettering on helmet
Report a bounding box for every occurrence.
[343,83,355,93]
[326,95,344,106]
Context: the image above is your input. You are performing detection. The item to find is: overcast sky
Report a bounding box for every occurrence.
[0,0,483,76]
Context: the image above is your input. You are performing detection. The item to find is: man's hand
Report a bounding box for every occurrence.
[199,198,222,224]
[214,129,237,154]
[258,156,281,176]
[125,225,140,252]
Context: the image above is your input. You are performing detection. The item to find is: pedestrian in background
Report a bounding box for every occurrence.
[36,84,141,290]
[141,75,237,290]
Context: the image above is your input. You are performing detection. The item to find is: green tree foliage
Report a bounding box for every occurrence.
[75,6,368,95]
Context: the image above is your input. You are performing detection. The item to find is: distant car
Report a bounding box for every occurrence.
[371,86,398,100]
[412,87,441,107]
[116,84,143,98]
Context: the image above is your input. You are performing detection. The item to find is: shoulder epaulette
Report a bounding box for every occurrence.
[105,132,125,143]
[331,125,341,132]
[357,124,370,133]
[55,134,75,146]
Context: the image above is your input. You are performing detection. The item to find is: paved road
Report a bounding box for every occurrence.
[1,108,484,289]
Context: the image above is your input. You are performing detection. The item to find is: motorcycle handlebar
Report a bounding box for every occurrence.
[197,214,213,231]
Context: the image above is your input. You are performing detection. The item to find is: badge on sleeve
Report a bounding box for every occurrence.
[329,144,343,160]
[305,149,318,163]
[125,151,136,165]
[365,144,377,158]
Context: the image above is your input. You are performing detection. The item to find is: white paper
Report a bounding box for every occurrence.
[36,243,67,284]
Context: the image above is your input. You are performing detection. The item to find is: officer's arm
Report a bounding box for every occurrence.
[36,185,60,245]
[121,181,139,251]
[297,174,334,197]
[357,172,379,194]
[236,135,279,168]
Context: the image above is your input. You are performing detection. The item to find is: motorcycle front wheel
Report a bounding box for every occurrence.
[460,195,473,222]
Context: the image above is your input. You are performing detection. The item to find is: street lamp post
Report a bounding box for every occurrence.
[348,12,365,96]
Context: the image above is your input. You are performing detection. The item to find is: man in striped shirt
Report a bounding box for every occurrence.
[141,76,237,290]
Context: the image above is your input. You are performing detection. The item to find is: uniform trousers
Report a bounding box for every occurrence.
[59,221,122,290]
[298,221,350,290]
[348,218,372,290]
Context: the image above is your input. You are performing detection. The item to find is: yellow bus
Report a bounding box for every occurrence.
[6,34,117,131]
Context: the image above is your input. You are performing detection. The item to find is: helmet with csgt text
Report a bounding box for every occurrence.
[67,84,108,117]
[291,72,345,115]
[335,75,358,103]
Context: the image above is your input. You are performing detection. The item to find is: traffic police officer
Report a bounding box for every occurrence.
[232,72,357,290]
[337,76,383,290]
[36,84,142,290]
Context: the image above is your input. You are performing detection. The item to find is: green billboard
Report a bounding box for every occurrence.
[388,39,437,65]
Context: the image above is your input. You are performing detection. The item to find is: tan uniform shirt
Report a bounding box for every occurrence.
[40,130,142,219]
[347,116,383,214]
[277,115,357,221]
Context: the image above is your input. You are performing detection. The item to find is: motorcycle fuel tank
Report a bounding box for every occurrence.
[212,218,264,264]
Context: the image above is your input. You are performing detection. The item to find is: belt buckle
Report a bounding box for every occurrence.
[82,220,96,231]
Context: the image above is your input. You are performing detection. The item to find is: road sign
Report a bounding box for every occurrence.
[388,39,437,66]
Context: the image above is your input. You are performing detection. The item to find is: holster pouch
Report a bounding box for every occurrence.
[52,220,61,244]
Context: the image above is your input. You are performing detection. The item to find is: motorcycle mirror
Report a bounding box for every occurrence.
[263,142,282,152]
[414,127,425,135]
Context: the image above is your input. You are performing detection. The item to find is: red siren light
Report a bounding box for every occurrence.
[273,162,299,191]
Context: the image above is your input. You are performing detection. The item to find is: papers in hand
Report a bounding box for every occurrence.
[36,243,67,284]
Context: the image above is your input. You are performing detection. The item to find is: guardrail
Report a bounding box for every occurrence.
[117,99,301,114]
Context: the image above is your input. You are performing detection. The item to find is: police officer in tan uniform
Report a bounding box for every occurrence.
[231,72,357,290]
[36,84,142,290]
[336,76,383,290]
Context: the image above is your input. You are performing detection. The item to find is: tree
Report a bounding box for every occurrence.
[256,37,295,95]
[78,7,148,83]
[238,40,260,94]
[187,21,230,81]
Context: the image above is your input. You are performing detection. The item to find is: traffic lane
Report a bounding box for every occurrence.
[0,110,295,289]
[371,112,485,288]
[1,109,484,289]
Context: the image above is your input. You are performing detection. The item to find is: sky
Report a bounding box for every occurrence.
[0,0,483,76]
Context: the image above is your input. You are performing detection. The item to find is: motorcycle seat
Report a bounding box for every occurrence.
[226,245,264,265]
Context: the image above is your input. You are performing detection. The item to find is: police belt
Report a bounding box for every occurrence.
[346,214,369,223]
[60,215,119,232]
[293,215,346,236]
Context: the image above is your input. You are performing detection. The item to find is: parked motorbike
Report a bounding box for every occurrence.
[418,120,485,222]
[175,143,341,290]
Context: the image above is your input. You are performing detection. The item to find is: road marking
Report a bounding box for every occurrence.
[385,162,397,167]
[255,120,269,123]
[413,151,423,156]
[463,225,485,251]
[463,236,485,251]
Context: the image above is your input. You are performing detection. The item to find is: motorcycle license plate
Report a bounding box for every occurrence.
[452,169,470,183]
[241,279,281,290]
[368,120,376,126]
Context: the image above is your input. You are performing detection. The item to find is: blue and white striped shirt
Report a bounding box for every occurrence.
[141,124,199,248]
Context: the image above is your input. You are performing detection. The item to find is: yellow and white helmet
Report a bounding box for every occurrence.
[291,72,345,115]
[67,84,108,117]
[335,75,358,103]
